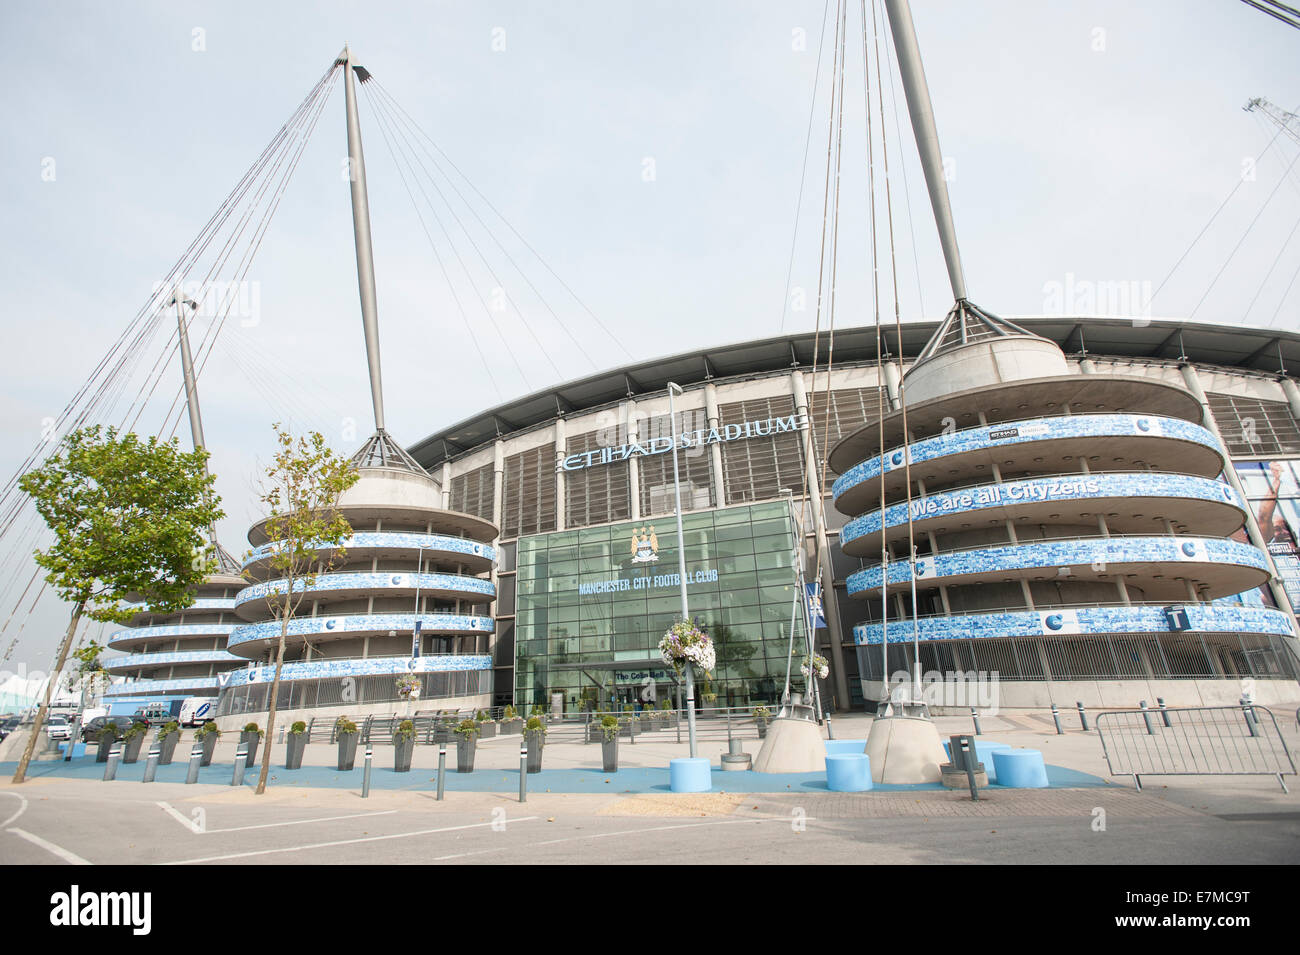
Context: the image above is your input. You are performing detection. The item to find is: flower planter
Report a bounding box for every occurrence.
[199,733,218,766]
[337,733,358,771]
[501,718,523,738]
[456,737,476,773]
[477,721,497,739]
[239,731,261,769]
[525,735,543,773]
[601,737,618,772]
[394,737,414,773]
[95,733,119,763]
[586,723,604,743]
[285,733,307,769]
[757,720,769,739]
[157,731,179,765]
[119,733,145,763]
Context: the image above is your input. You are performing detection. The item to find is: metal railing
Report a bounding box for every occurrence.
[1095,703,1297,792]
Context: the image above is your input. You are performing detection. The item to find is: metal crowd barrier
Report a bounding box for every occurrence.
[1095,703,1296,792]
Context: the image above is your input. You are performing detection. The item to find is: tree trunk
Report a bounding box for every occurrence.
[12,602,83,784]
[255,607,291,795]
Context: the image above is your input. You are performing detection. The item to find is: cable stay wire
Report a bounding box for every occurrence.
[367,79,632,363]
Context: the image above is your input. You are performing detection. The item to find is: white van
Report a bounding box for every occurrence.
[178,697,214,728]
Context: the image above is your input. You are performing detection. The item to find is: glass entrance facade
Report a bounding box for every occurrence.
[514,501,808,711]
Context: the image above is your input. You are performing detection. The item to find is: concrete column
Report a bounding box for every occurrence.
[882,361,902,411]
[554,417,567,531]
[704,383,726,507]
[1180,363,1298,622]
[626,400,641,520]
[492,439,505,530]
[790,370,851,707]
[440,461,452,510]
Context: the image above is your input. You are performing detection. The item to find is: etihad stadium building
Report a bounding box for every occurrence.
[108,315,1300,721]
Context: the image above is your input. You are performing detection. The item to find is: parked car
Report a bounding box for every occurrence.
[80,716,128,743]
[45,715,71,741]
[132,704,173,726]
[0,717,19,741]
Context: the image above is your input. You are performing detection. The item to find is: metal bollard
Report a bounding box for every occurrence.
[231,747,247,787]
[1241,697,1259,738]
[1157,697,1172,728]
[436,744,446,801]
[1139,700,1156,736]
[826,715,835,740]
[103,745,122,781]
[519,743,528,803]
[956,736,979,802]
[142,745,161,783]
[1051,703,1064,735]
[970,707,982,736]
[361,747,373,798]
[185,743,203,784]
[1076,701,1089,732]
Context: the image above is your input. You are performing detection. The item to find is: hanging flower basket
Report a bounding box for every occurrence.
[658,621,715,675]
[801,653,830,681]
[396,674,422,701]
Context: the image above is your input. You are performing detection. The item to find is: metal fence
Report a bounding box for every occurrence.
[1095,703,1297,791]
[212,669,494,719]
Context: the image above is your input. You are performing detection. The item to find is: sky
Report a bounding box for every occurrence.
[0,0,1298,666]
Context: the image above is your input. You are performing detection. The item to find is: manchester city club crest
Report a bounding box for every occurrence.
[630,525,660,563]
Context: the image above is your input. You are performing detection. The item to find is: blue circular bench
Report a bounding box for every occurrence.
[669,757,712,793]
[991,749,1049,788]
[825,753,873,792]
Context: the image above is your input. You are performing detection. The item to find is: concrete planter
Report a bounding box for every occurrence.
[157,731,179,765]
[456,736,476,773]
[601,737,618,772]
[285,733,307,769]
[501,719,523,738]
[394,736,414,772]
[757,720,769,739]
[95,733,119,763]
[477,721,497,739]
[525,734,543,773]
[239,731,261,769]
[199,733,218,766]
[121,733,146,764]
[337,733,358,771]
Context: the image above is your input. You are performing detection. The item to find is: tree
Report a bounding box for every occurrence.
[13,425,222,783]
[251,425,359,795]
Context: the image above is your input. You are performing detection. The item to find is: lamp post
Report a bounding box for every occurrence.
[666,382,698,758]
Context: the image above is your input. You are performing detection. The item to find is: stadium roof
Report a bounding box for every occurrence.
[409,316,1300,466]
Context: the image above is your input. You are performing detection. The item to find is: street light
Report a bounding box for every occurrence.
[666,381,698,758]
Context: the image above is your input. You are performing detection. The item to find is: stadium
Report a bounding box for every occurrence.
[103,312,1300,723]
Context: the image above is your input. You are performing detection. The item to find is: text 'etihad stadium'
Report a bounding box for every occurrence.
[558,413,810,472]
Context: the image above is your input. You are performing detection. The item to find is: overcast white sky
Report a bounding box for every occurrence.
[1,1,1298,666]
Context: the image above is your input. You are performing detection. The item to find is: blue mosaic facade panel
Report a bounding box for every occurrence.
[227,613,495,649]
[103,676,221,697]
[832,413,1220,503]
[853,604,1294,644]
[218,654,493,688]
[235,571,496,610]
[109,623,237,646]
[242,532,496,569]
[841,472,1242,544]
[847,536,1269,594]
[106,649,242,670]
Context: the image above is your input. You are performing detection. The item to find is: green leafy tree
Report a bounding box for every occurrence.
[13,425,222,783]
[250,425,359,795]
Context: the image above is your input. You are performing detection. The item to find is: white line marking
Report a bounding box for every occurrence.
[207,810,399,834]
[156,801,202,833]
[0,791,27,828]
[7,827,92,865]
[428,818,767,861]
[163,816,540,865]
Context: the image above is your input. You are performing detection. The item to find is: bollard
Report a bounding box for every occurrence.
[185,743,203,784]
[725,707,733,743]
[956,736,979,802]
[231,747,247,787]
[278,726,285,744]
[1157,697,1172,728]
[436,744,447,801]
[1051,703,1064,735]
[103,745,122,782]
[142,745,161,784]
[1241,697,1259,738]
[1076,701,1089,732]
[1139,700,1156,736]
[971,707,983,736]
[826,715,835,740]
[519,743,528,803]
[361,747,373,798]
